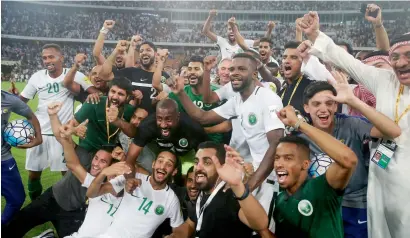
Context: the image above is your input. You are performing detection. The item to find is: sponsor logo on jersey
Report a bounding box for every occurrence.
[298,199,313,216]
[155,205,165,215]
[248,113,257,125]
[179,138,188,148]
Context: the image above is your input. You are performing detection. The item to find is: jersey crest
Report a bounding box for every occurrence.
[298,199,313,216]
[155,205,165,215]
[248,113,257,125]
[179,138,188,148]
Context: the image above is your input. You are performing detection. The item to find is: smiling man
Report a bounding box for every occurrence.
[169,56,224,143]
[273,105,358,238]
[126,99,208,178]
[300,80,400,238]
[69,78,136,157]
[300,11,410,237]
[4,102,115,238]
[96,150,184,238]
[11,44,94,201]
[169,53,284,233]
[280,41,314,115]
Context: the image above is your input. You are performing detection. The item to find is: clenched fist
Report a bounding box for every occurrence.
[74,53,87,68]
[103,20,115,30]
[106,105,119,123]
[115,40,129,54]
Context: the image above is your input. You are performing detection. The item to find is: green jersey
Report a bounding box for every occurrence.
[74,96,135,153]
[169,85,223,143]
[273,175,344,238]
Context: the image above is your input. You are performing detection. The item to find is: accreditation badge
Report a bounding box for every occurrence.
[371,139,397,169]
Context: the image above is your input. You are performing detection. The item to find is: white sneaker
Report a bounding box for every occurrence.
[32,228,55,238]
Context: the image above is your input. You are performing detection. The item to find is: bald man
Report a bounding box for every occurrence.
[126,99,209,182]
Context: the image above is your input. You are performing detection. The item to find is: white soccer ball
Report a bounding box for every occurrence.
[3,119,35,147]
[308,153,334,177]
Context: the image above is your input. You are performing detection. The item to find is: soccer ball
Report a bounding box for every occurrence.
[3,119,35,147]
[308,153,334,177]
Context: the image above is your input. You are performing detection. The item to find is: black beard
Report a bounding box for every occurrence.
[141,57,155,69]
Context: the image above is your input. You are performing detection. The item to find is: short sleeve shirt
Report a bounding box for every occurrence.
[213,86,285,169]
[116,67,169,113]
[1,91,33,161]
[299,114,373,208]
[133,113,208,155]
[273,175,344,238]
[168,85,224,143]
[74,96,135,153]
[217,36,255,60]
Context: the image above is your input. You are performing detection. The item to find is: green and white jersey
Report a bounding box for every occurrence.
[70,193,121,238]
[100,173,183,238]
[273,175,344,238]
[169,85,224,143]
[21,68,90,134]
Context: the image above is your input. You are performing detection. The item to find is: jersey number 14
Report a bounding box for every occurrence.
[138,197,153,215]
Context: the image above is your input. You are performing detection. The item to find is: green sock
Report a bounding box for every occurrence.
[28,178,43,201]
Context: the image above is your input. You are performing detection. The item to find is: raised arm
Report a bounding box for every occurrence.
[279,105,357,190]
[100,40,128,81]
[300,11,393,94]
[229,17,250,51]
[125,35,142,68]
[202,9,218,42]
[48,102,89,183]
[365,4,390,51]
[329,71,401,139]
[63,53,87,94]
[86,161,131,198]
[93,20,115,65]
[153,48,169,92]
[295,18,303,42]
[212,146,268,231]
[201,55,219,103]
[264,21,276,39]
[168,76,225,125]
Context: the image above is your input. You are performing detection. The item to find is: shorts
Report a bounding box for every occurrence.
[342,207,368,238]
[253,177,279,233]
[25,135,67,172]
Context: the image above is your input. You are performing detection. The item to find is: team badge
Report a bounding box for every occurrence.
[248,113,257,125]
[179,138,188,148]
[298,200,313,216]
[155,205,165,215]
[83,76,92,85]
[161,76,167,83]
[2,108,9,114]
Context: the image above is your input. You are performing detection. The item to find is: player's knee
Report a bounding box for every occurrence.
[28,171,42,180]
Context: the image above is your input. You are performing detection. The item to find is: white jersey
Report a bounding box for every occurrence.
[213,86,285,173]
[217,36,255,60]
[21,68,90,134]
[68,193,121,238]
[100,173,183,238]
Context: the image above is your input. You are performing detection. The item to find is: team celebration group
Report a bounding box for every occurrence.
[1,2,409,238]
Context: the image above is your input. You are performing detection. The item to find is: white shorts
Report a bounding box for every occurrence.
[25,135,68,172]
[253,177,279,233]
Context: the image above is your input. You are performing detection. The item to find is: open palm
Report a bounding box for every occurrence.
[328,71,354,104]
[214,157,244,186]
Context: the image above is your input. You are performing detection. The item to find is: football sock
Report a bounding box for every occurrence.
[28,178,43,201]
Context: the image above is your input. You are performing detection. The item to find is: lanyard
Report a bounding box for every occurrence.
[195,181,226,235]
[281,75,303,105]
[395,85,410,124]
[105,101,123,143]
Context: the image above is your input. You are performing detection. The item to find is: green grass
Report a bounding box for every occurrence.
[2,82,64,237]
